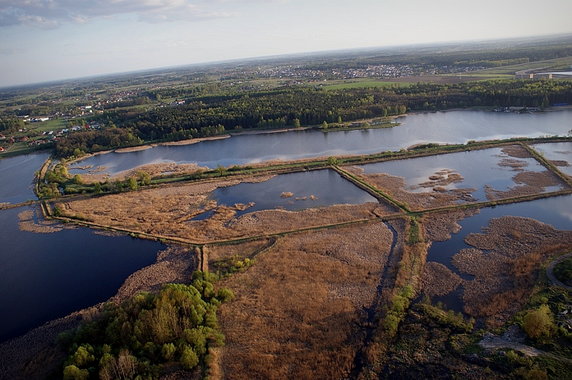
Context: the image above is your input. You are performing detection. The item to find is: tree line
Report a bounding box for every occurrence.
[54,79,572,157]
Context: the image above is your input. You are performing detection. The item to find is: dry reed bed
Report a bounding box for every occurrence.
[421,262,463,297]
[56,175,395,242]
[216,223,394,379]
[344,144,569,211]
[452,216,572,327]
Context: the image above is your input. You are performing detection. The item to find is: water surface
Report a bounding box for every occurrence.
[70,109,572,176]
[533,142,572,176]
[428,195,572,311]
[0,153,49,204]
[197,169,378,218]
[357,147,563,201]
[0,206,164,342]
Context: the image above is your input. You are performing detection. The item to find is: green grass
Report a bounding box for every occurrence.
[322,80,413,91]
[554,256,572,285]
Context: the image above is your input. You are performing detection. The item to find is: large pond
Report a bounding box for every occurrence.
[195,169,379,219]
[0,152,49,204]
[533,141,572,177]
[427,195,572,311]
[69,109,572,176]
[0,206,165,342]
[356,146,565,201]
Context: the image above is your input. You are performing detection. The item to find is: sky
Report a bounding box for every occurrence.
[1,0,571,87]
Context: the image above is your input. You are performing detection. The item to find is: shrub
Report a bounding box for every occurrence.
[522,304,555,340]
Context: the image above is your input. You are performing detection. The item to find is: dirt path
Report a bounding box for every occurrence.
[546,253,572,290]
[479,333,544,356]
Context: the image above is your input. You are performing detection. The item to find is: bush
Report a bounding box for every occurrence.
[522,304,555,340]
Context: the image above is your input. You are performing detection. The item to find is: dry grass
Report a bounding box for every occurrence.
[452,216,572,327]
[344,167,475,211]
[56,175,394,243]
[421,262,463,297]
[422,209,478,242]
[215,222,393,379]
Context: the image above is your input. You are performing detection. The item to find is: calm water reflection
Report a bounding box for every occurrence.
[428,195,572,311]
[0,153,49,204]
[204,169,378,218]
[357,147,564,201]
[0,206,164,342]
[70,109,572,175]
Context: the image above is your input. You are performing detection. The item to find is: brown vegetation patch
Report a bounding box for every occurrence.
[417,169,464,189]
[79,162,209,184]
[452,216,572,327]
[501,145,532,159]
[345,167,475,211]
[423,209,478,242]
[111,246,197,303]
[18,207,64,233]
[550,159,570,167]
[216,223,394,379]
[56,175,393,243]
[421,262,463,297]
[498,158,529,171]
[485,170,564,200]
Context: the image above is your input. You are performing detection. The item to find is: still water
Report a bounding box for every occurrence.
[198,169,378,219]
[69,109,572,175]
[357,147,564,201]
[427,195,572,311]
[533,141,572,177]
[0,153,49,204]
[0,206,164,342]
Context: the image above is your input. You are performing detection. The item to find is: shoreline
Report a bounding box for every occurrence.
[0,245,197,379]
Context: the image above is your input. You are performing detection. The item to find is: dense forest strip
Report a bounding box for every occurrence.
[51,80,572,157]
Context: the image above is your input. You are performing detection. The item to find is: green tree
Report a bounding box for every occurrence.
[128,177,138,191]
[293,118,301,128]
[522,304,554,340]
[161,343,176,361]
[63,365,89,380]
[180,346,199,370]
[321,121,329,129]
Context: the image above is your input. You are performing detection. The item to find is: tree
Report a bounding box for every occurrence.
[128,177,138,191]
[293,118,301,128]
[180,346,199,370]
[321,121,329,129]
[522,304,554,340]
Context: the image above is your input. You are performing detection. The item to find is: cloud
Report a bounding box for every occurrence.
[0,0,231,28]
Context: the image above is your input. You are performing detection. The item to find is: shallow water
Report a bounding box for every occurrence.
[357,147,564,201]
[428,195,572,312]
[69,109,572,175]
[0,206,165,342]
[202,169,378,218]
[0,153,49,204]
[532,141,572,176]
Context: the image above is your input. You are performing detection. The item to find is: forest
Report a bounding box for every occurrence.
[53,79,572,157]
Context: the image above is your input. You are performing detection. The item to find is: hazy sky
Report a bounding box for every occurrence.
[1,0,571,87]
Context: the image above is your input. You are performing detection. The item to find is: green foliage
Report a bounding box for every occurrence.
[128,176,138,191]
[60,272,231,378]
[211,255,254,276]
[522,304,555,340]
[553,257,572,285]
[63,365,89,380]
[417,302,475,332]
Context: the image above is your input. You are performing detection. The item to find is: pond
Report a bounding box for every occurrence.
[196,169,379,219]
[427,195,572,312]
[355,146,564,202]
[69,109,572,176]
[533,141,572,177]
[0,206,165,342]
[0,153,49,204]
